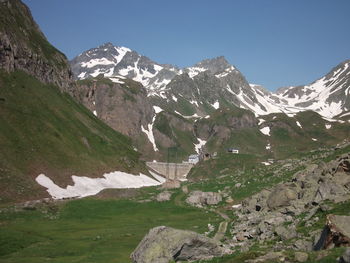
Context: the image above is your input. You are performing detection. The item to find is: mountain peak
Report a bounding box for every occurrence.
[98,42,115,49]
[192,56,233,74]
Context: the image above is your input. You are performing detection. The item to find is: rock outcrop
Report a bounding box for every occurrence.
[130,226,224,263]
[186,191,222,207]
[156,191,172,202]
[0,0,74,93]
[314,214,350,250]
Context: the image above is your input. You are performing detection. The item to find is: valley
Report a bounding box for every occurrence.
[0,0,350,262]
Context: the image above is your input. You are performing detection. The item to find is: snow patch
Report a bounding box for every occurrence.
[77,72,86,79]
[153,106,163,114]
[325,124,332,129]
[194,138,207,154]
[296,121,302,129]
[311,138,318,141]
[260,126,271,136]
[109,77,124,84]
[141,116,158,152]
[187,67,206,78]
[35,172,161,199]
[211,101,220,109]
[258,119,265,125]
[81,58,115,68]
[93,110,97,116]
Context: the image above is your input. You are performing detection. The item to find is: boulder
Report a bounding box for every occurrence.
[186,191,222,206]
[339,248,350,263]
[314,180,346,203]
[294,251,309,262]
[267,184,298,210]
[314,214,350,250]
[156,191,172,202]
[274,225,297,241]
[130,226,224,263]
[293,239,313,252]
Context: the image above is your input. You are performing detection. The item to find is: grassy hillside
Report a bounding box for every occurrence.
[0,70,145,204]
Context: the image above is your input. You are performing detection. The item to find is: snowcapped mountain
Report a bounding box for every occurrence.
[70,42,180,94]
[274,59,350,118]
[70,43,350,120]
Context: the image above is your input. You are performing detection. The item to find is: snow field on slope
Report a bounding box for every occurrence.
[36,171,162,199]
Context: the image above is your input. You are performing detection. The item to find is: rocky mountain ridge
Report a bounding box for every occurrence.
[70,43,350,119]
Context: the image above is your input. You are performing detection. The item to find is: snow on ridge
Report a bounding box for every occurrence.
[81,58,116,68]
[35,172,161,199]
[113,46,131,63]
[296,121,302,128]
[187,67,207,78]
[109,77,124,84]
[78,72,86,79]
[194,138,207,154]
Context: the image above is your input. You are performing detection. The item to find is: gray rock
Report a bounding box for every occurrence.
[339,248,350,263]
[130,226,224,263]
[267,184,298,210]
[293,239,313,251]
[186,191,222,206]
[156,191,172,202]
[314,180,346,203]
[274,225,297,241]
[294,251,309,262]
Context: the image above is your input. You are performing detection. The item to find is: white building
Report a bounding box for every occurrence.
[228,148,239,154]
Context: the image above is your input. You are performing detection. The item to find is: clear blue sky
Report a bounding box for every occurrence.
[23,0,350,91]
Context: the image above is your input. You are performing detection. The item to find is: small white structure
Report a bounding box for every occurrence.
[188,154,199,164]
[227,148,239,154]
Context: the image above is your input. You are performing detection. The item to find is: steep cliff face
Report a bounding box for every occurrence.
[0,0,73,93]
[75,76,199,162]
[75,76,159,158]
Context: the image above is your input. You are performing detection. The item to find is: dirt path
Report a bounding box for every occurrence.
[214,221,228,241]
[213,209,230,241]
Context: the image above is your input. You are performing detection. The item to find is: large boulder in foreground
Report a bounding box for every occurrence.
[314,214,350,250]
[131,226,224,263]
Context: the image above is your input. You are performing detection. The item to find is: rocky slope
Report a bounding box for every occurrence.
[0,0,146,204]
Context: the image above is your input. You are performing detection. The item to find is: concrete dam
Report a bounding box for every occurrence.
[146,162,194,181]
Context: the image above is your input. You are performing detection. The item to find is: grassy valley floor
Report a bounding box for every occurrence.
[0,190,222,263]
